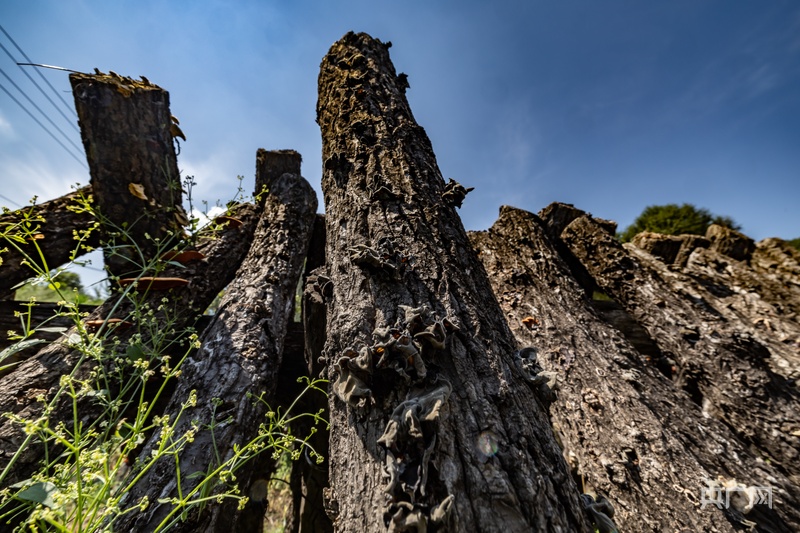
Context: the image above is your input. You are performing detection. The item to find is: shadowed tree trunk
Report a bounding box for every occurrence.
[0,203,259,492]
[0,186,99,299]
[316,32,588,532]
[70,72,188,278]
[288,214,334,533]
[538,204,800,486]
[113,162,317,532]
[470,206,800,532]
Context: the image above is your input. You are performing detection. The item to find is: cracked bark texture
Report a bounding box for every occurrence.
[0,203,258,491]
[471,206,800,532]
[70,72,188,278]
[113,165,317,532]
[537,204,800,488]
[0,186,100,299]
[317,32,587,532]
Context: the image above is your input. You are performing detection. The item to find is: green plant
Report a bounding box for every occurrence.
[618,203,740,242]
[0,188,325,532]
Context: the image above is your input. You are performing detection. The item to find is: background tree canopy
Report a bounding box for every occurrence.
[14,270,105,305]
[619,203,740,242]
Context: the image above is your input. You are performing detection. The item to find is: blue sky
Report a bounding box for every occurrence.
[1,1,799,286]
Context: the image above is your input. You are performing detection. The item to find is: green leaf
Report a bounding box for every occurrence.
[12,481,58,508]
[0,362,22,372]
[35,327,68,333]
[0,338,46,363]
[126,344,145,361]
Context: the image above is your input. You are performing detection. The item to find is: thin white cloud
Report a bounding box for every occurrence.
[0,111,14,140]
[0,149,88,207]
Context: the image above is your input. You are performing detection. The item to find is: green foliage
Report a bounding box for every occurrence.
[619,203,740,242]
[787,238,800,251]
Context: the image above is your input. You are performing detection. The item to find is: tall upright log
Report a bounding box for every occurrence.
[113,162,317,532]
[471,206,800,532]
[317,32,587,532]
[0,203,259,491]
[255,149,303,205]
[0,186,99,299]
[70,72,188,278]
[539,203,800,483]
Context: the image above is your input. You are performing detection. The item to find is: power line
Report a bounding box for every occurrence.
[0,29,79,134]
[0,80,87,169]
[0,66,85,157]
[0,193,22,208]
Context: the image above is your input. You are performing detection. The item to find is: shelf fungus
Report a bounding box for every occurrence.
[441,178,474,209]
[332,347,373,406]
[386,495,454,533]
[83,318,133,333]
[581,494,619,533]
[514,347,559,407]
[160,250,205,263]
[348,237,413,278]
[378,380,454,531]
[372,327,426,381]
[117,277,189,291]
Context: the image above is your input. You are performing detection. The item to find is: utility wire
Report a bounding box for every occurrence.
[0,193,22,209]
[0,28,80,133]
[0,80,87,169]
[0,66,85,156]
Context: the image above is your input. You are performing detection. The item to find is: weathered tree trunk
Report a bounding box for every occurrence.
[113,164,317,532]
[317,32,588,532]
[70,72,188,278]
[0,203,258,490]
[255,149,303,205]
[470,206,800,532]
[0,186,100,299]
[538,204,800,485]
[289,215,334,533]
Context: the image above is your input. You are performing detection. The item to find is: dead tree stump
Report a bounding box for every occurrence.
[471,206,800,532]
[316,32,588,532]
[70,72,188,278]
[0,186,99,299]
[539,203,800,485]
[113,161,317,532]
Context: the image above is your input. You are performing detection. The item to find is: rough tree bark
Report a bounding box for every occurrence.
[0,186,100,299]
[113,159,317,532]
[255,149,303,205]
[538,204,800,485]
[70,72,189,278]
[0,203,259,490]
[470,206,800,532]
[317,32,588,532]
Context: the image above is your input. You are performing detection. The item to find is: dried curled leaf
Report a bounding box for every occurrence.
[128,183,148,201]
[170,123,186,141]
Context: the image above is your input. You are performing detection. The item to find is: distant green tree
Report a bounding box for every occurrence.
[619,203,740,242]
[15,270,105,305]
[787,238,800,251]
